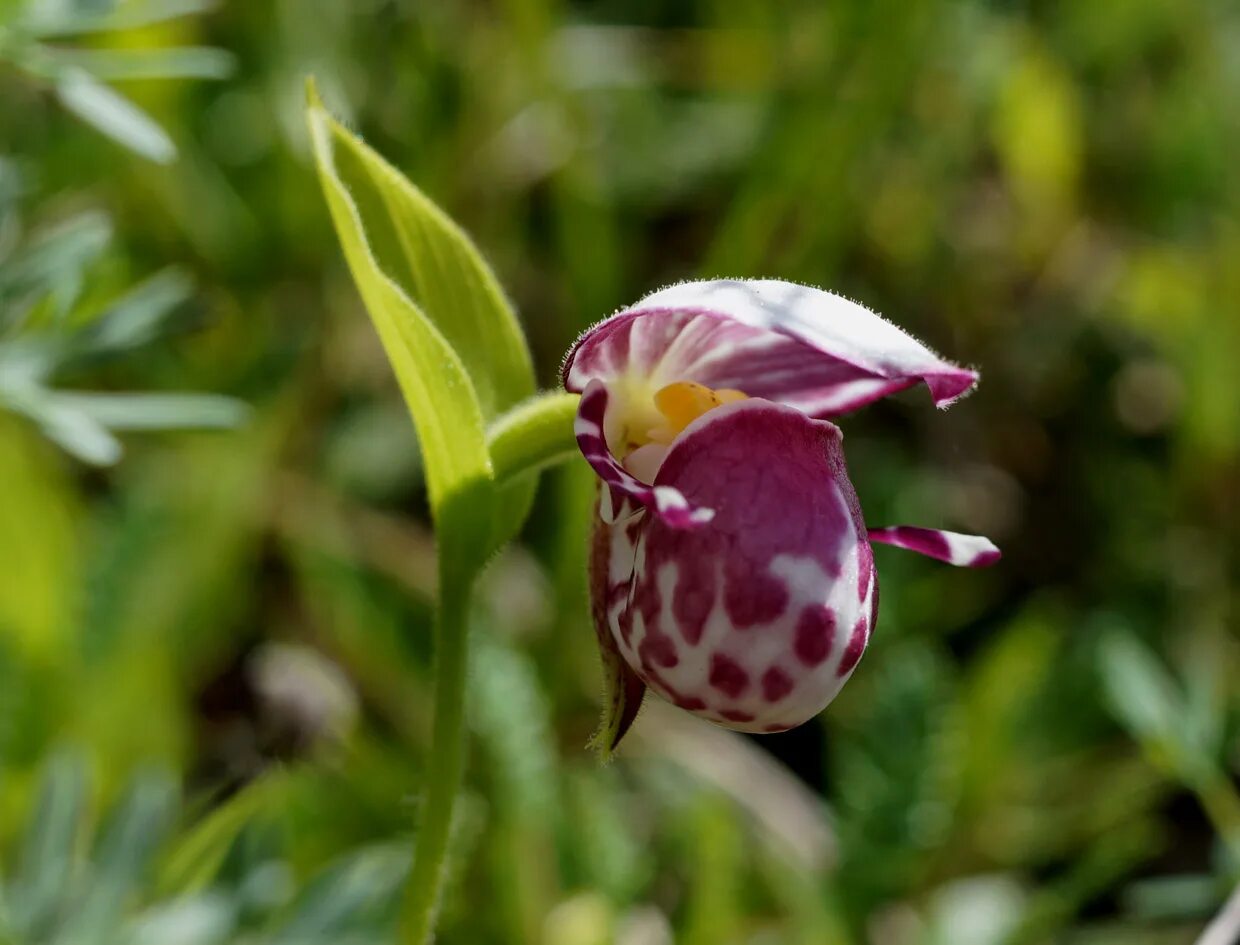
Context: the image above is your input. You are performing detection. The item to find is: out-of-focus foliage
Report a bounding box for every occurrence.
[0,0,235,162]
[0,207,245,464]
[0,751,410,944]
[0,1,1237,943]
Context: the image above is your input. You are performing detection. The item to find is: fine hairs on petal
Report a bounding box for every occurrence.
[563,278,980,416]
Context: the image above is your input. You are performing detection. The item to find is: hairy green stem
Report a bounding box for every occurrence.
[487,390,579,486]
[400,571,474,943]
[398,391,577,942]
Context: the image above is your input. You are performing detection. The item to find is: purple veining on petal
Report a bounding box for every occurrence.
[574,378,714,529]
[563,279,979,418]
[600,399,876,733]
[868,526,1001,567]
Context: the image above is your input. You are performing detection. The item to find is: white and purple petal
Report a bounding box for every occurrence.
[563,279,978,418]
[868,526,1001,567]
[601,399,877,733]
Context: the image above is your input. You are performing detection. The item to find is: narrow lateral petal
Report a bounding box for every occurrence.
[868,526,1001,567]
[574,379,714,528]
[563,279,978,418]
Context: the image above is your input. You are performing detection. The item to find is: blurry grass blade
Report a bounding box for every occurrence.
[1098,630,1184,754]
[1182,639,1226,763]
[472,632,558,821]
[306,79,494,563]
[832,642,957,905]
[633,701,836,872]
[22,0,218,36]
[27,396,123,464]
[682,798,745,945]
[56,68,176,164]
[127,894,236,945]
[565,769,645,902]
[304,82,532,422]
[74,267,195,355]
[0,416,81,661]
[0,337,56,386]
[270,844,408,942]
[1099,630,1240,854]
[158,774,287,898]
[54,391,249,430]
[11,751,87,938]
[0,210,113,284]
[923,875,1027,945]
[1008,818,1164,944]
[56,770,177,945]
[1124,873,1222,922]
[0,210,112,318]
[51,47,237,81]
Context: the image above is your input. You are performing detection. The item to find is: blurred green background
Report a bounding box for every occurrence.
[1,1,1238,943]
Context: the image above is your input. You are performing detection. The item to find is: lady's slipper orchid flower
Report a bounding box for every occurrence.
[562,279,999,752]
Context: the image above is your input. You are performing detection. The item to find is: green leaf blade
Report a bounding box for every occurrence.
[309,89,534,422]
[306,87,496,567]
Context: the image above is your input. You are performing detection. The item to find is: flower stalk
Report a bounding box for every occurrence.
[400,569,476,944]
[398,398,581,942]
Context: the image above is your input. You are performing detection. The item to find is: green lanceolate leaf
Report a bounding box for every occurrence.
[306,82,496,570]
[306,80,546,554]
[304,85,533,424]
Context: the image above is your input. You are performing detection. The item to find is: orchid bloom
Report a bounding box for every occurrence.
[562,279,999,750]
